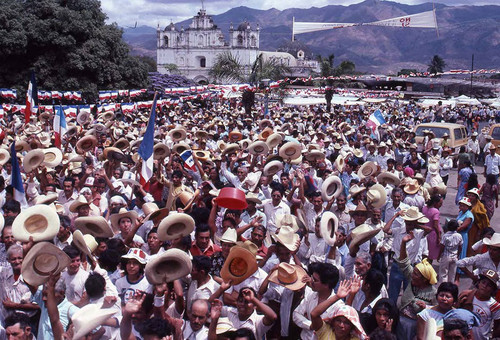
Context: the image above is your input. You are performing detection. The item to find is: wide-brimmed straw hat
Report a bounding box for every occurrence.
[33,193,58,205]
[157,213,195,241]
[349,184,366,198]
[76,135,98,154]
[172,142,190,155]
[142,202,169,225]
[401,206,426,221]
[320,211,338,246]
[349,224,381,253]
[109,208,138,234]
[168,127,187,142]
[305,150,325,162]
[348,202,371,217]
[366,184,387,209]
[74,216,114,238]
[72,303,117,340]
[266,133,283,149]
[0,149,10,166]
[483,233,500,248]
[145,248,192,284]
[23,149,45,172]
[242,171,262,192]
[268,263,308,291]
[404,179,420,195]
[153,143,170,160]
[12,204,60,242]
[72,230,97,260]
[258,127,273,141]
[321,175,343,202]
[278,142,302,160]
[220,245,258,285]
[377,172,401,187]
[217,228,238,244]
[263,159,283,176]
[335,155,345,172]
[113,138,130,151]
[221,143,239,156]
[21,242,71,286]
[228,129,243,142]
[247,141,269,156]
[69,195,90,213]
[193,150,211,162]
[272,226,300,252]
[358,161,378,179]
[276,214,299,232]
[103,147,126,162]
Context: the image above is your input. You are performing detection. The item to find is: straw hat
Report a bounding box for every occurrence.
[217,228,237,244]
[21,242,71,286]
[76,111,91,125]
[483,233,500,248]
[109,208,138,234]
[401,206,426,221]
[66,124,80,137]
[366,184,387,209]
[103,147,126,162]
[228,129,243,142]
[74,216,114,238]
[349,184,366,198]
[113,138,130,151]
[72,230,97,259]
[320,211,338,246]
[217,140,227,152]
[72,303,117,340]
[193,150,211,162]
[221,143,239,156]
[145,248,192,284]
[142,202,169,225]
[247,141,269,156]
[348,202,371,217]
[276,214,299,232]
[69,195,90,213]
[195,130,208,140]
[321,175,343,202]
[12,204,60,242]
[239,138,252,150]
[335,155,345,172]
[258,127,274,141]
[76,135,98,154]
[268,263,308,291]
[33,193,58,205]
[157,213,195,241]
[404,179,420,195]
[353,149,364,158]
[172,142,190,155]
[259,119,272,130]
[0,149,10,166]
[272,226,300,252]
[153,143,170,160]
[266,133,283,149]
[216,318,237,335]
[377,172,401,187]
[349,224,382,254]
[14,140,30,153]
[245,192,262,204]
[220,246,258,285]
[242,171,262,192]
[263,160,284,176]
[358,161,378,179]
[23,149,45,172]
[278,142,302,160]
[305,150,325,162]
[168,127,187,142]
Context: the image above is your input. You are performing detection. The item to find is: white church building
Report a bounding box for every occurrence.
[157,9,319,84]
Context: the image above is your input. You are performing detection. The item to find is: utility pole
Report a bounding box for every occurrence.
[470,54,474,97]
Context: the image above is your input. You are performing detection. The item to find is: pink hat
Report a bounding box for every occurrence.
[331,304,367,338]
[403,166,415,178]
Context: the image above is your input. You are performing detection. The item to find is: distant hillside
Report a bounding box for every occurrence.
[122,0,500,74]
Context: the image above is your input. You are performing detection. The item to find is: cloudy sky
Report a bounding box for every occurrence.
[101,0,497,28]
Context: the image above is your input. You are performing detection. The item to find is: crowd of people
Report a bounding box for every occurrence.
[0,94,498,340]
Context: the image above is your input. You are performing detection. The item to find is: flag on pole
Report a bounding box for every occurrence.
[137,93,158,189]
[53,105,67,148]
[366,109,386,132]
[25,71,38,124]
[10,142,27,207]
[180,150,196,171]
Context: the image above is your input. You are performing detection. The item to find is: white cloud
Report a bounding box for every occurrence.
[101,0,499,28]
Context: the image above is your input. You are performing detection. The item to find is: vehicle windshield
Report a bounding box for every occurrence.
[415,126,449,138]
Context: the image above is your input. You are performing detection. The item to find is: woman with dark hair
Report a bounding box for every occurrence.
[416,282,458,340]
[466,188,490,256]
[423,194,444,263]
[480,173,499,220]
[115,248,153,304]
[455,160,474,205]
[367,298,399,335]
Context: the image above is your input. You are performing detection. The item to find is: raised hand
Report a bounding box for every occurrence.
[402,231,415,243]
[123,292,145,316]
[241,288,255,302]
[211,299,223,319]
[350,276,362,295]
[220,279,233,292]
[336,279,352,299]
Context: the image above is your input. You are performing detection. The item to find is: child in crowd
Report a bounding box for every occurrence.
[438,219,463,284]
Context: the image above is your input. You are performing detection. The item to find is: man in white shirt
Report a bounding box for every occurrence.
[183,299,209,340]
[484,144,500,182]
[186,256,220,312]
[467,132,480,166]
[262,188,290,234]
[61,246,90,306]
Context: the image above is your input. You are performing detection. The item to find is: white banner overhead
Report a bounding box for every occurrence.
[292,9,438,39]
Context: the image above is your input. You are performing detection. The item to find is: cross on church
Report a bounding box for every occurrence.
[201,0,205,10]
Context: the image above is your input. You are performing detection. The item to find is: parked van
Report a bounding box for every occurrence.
[488,124,500,154]
[414,123,468,157]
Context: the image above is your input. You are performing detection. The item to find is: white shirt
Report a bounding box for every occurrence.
[392,227,428,264]
[303,200,323,232]
[485,153,500,175]
[186,275,220,310]
[439,156,453,177]
[182,322,209,340]
[222,307,273,340]
[262,199,291,234]
[61,269,90,304]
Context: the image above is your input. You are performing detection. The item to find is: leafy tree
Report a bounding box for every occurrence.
[209,51,244,84]
[427,55,446,75]
[0,0,150,102]
[337,60,356,75]
[316,54,335,78]
[248,54,291,85]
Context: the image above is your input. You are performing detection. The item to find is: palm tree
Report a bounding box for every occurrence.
[209,52,245,84]
[316,54,335,78]
[428,55,446,74]
[249,53,291,85]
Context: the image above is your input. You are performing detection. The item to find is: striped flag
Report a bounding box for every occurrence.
[180,150,196,171]
[137,93,158,189]
[366,109,386,132]
[53,105,67,148]
[10,142,27,207]
[25,71,38,124]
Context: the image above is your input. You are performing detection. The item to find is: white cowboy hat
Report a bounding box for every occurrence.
[335,155,345,172]
[484,233,500,248]
[321,175,343,202]
[305,150,325,162]
[278,141,302,160]
[320,211,338,246]
[263,160,283,177]
[276,214,299,232]
[72,303,117,339]
[193,150,211,162]
[69,195,90,213]
[377,172,401,187]
[349,184,366,198]
[272,226,300,252]
[401,206,426,221]
[0,149,10,166]
[157,213,195,241]
[366,184,387,209]
[404,179,420,195]
[217,228,237,244]
[72,230,97,260]
[23,149,45,173]
[428,163,439,175]
[357,161,378,179]
[172,142,190,155]
[74,216,114,238]
[245,192,262,204]
[242,171,262,192]
[109,208,138,234]
[33,193,58,205]
[21,242,71,286]
[142,202,169,225]
[348,224,382,254]
[145,248,192,284]
[268,263,308,291]
[153,143,170,160]
[247,141,269,156]
[221,143,239,156]
[76,111,91,126]
[168,126,187,142]
[266,133,283,149]
[75,135,98,155]
[220,245,258,285]
[113,138,130,151]
[12,204,60,242]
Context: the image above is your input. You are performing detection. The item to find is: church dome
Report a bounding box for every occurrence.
[237,21,250,31]
[165,22,176,31]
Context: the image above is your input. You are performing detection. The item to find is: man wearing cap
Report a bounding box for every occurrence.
[456,233,500,282]
[467,132,480,166]
[484,144,500,182]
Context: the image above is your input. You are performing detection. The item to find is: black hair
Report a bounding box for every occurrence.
[4,312,31,329]
[98,249,122,272]
[387,158,395,165]
[309,262,339,290]
[192,255,212,274]
[63,245,81,259]
[486,173,497,186]
[365,269,385,296]
[466,173,478,191]
[443,318,469,337]
[194,224,211,236]
[3,200,20,214]
[59,215,71,229]
[172,170,183,178]
[372,298,399,332]
[4,216,15,228]
[222,217,237,228]
[368,328,397,340]
[437,282,459,302]
[106,238,127,256]
[85,273,106,299]
[426,194,443,207]
[147,227,159,238]
[229,328,256,340]
[481,227,495,238]
[63,177,75,186]
[446,219,459,232]
[136,317,173,337]
[237,287,257,300]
